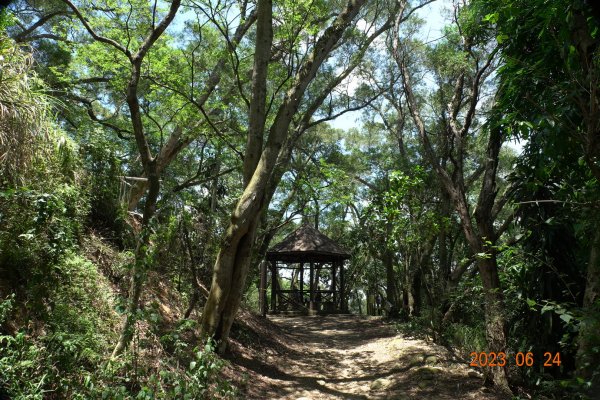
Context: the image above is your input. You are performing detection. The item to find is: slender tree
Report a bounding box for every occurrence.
[393,1,512,392]
[56,0,183,356]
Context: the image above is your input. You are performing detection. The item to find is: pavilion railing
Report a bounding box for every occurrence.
[274,289,339,312]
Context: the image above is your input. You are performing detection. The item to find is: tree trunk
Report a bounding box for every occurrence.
[199,0,273,352]
[577,229,600,390]
[243,0,272,186]
[411,267,422,316]
[356,289,363,315]
[200,205,262,348]
[383,249,399,317]
[200,0,366,352]
[477,256,510,392]
[108,0,181,356]
[439,190,451,283]
[453,196,511,393]
[112,169,160,357]
[398,42,511,389]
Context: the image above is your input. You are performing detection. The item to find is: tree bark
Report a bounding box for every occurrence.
[243,0,272,186]
[200,0,273,350]
[577,229,600,390]
[383,247,399,317]
[411,267,422,317]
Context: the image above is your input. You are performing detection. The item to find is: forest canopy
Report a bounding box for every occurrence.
[0,0,599,398]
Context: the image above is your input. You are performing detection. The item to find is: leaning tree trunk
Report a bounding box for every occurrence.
[108,0,181,356]
[199,0,273,353]
[200,170,270,352]
[200,0,366,352]
[56,0,182,358]
[201,220,260,352]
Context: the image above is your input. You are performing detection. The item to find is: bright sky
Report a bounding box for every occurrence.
[330,0,449,131]
[329,0,524,154]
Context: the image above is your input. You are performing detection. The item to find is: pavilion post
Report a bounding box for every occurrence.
[299,263,304,303]
[340,261,346,313]
[309,262,315,312]
[270,261,277,313]
[332,261,337,309]
[260,260,267,316]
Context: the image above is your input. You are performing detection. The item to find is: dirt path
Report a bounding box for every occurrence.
[232,314,508,399]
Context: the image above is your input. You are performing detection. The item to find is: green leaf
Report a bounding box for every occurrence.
[483,12,499,24]
[496,34,509,44]
[559,314,573,323]
[526,298,537,308]
[541,304,554,314]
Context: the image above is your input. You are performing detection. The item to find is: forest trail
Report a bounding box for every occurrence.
[233,315,507,400]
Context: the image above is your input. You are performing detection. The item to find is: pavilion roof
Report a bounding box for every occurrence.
[266,224,351,263]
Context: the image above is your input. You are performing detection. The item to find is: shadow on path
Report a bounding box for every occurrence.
[233,314,509,400]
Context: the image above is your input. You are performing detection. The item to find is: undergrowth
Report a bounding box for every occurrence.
[0,36,236,396]
[0,251,237,399]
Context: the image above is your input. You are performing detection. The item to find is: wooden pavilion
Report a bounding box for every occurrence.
[260,224,350,315]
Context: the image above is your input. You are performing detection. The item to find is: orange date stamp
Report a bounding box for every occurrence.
[469,351,561,367]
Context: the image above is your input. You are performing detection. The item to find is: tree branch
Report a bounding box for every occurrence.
[459,47,499,137]
[13,11,68,42]
[494,212,514,241]
[133,0,181,63]
[173,167,237,192]
[67,94,132,139]
[60,0,130,57]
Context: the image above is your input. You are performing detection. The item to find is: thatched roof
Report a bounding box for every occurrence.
[266,224,350,263]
